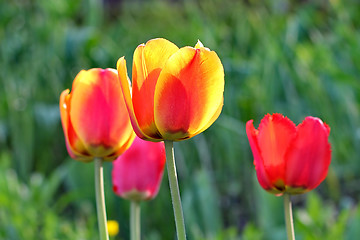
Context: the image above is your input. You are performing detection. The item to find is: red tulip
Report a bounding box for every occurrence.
[112,136,166,201]
[117,38,224,141]
[60,68,136,162]
[246,113,331,195]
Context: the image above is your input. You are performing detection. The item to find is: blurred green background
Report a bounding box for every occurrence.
[1,0,360,239]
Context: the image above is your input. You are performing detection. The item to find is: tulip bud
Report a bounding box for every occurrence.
[112,136,166,201]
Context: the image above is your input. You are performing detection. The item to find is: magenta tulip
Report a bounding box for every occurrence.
[112,136,166,201]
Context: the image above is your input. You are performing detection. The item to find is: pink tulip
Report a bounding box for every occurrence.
[112,136,166,201]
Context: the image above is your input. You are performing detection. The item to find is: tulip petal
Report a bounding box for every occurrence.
[154,45,224,140]
[285,117,331,190]
[117,57,161,141]
[59,89,92,162]
[191,96,224,138]
[69,68,134,156]
[257,114,296,190]
[131,39,179,139]
[246,120,275,191]
[103,132,136,162]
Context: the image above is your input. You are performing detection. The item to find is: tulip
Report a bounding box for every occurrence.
[246,113,331,195]
[112,136,165,240]
[117,38,224,142]
[246,113,331,240]
[59,68,135,162]
[112,136,166,201]
[117,38,224,240]
[59,68,136,240]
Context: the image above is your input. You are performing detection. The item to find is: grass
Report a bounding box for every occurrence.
[1,0,360,239]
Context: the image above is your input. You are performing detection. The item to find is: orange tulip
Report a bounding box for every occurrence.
[246,113,331,195]
[60,68,136,162]
[117,38,224,141]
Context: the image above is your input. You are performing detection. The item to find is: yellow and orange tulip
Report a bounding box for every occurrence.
[60,68,135,162]
[117,38,224,141]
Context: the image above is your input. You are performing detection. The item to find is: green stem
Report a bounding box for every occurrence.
[284,194,295,240]
[164,141,187,240]
[94,157,109,240]
[131,201,141,240]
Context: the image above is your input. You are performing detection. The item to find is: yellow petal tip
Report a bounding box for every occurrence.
[117,56,125,68]
[195,40,204,49]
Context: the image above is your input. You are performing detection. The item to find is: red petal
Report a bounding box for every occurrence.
[257,114,296,189]
[246,120,273,190]
[285,117,331,190]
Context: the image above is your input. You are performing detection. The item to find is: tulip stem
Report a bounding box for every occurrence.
[94,157,109,240]
[164,141,187,240]
[131,201,141,240]
[284,194,295,240]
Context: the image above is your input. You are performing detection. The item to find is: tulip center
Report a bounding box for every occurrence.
[274,179,285,191]
[122,189,150,201]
